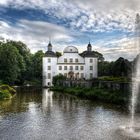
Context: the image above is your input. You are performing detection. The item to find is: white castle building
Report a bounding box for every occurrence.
[43,42,98,87]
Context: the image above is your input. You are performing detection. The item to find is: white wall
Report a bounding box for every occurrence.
[57,53,84,63]
[43,52,98,86]
[43,57,57,87]
[84,57,98,79]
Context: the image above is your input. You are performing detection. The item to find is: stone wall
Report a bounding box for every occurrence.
[97,81,130,92]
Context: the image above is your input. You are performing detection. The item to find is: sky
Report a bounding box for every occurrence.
[0,0,140,61]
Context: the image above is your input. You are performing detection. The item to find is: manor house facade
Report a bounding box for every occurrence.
[43,42,98,87]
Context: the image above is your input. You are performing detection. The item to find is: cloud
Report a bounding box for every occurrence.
[93,37,139,61]
[0,0,137,33]
[0,18,138,61]
[0,19,73,52]
[0,0,140,61]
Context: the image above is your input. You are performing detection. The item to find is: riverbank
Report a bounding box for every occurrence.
[50,86,130,105]
[0,84,16,100]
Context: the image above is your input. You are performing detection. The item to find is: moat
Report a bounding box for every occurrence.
[0,87,139,140]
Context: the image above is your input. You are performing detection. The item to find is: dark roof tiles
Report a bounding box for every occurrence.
[45,51,57,57]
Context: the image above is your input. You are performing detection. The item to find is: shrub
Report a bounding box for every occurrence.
[0,84,16,95]
[52,74,66,86]
[0,90,12,100]
[0,84,16,100]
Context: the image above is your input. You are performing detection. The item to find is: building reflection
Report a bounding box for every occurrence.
[42,89,53,113]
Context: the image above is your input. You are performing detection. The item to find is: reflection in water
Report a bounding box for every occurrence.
[0,87,139,140]
[42,89,53,113]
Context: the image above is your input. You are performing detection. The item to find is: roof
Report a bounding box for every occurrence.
[87,42,92,48]
[80,51,97,57]
[45,51,57,57]
[63,46,78,53]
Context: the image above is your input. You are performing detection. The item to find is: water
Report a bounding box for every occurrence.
[0,87,139,140]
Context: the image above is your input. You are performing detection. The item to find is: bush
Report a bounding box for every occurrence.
[0,84,16,95]
[52,74,66,86]
[0,84,16,100]
[0,90,12,100]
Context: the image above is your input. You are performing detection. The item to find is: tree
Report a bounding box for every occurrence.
[6,41,32,84]
[98,61,114,76]
[31,50,45,82]
[0,40,47,85]
[0,42,25,84]
[56,51,62,57]
[112,57,132,77]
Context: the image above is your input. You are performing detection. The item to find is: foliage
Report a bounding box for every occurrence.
[30,50,45,83]
[0,40,44,85]
[7,41,32,84]
[56,52,62,57]
[0,90,12,100]
[112,57,132,77]
[98,57,132,78]
[0,84,16,95]
[0,42,25,84]
[98,61,114,76]
[0,84,16,100]
[52,74,66,86]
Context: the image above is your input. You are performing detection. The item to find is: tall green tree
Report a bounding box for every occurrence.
[98,61,114,76]
[6,41,32,84]
[0,42,25,84]
[112,57,132,77]
[31,50,45,82]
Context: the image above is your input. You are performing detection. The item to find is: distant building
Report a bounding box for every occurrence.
[43,42,98,87]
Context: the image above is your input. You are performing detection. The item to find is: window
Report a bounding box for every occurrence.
[64,66,67,70]
[48,66,51,70]
[64,58,67,63]
[80,66,84,70]
[81,73,84,78]
[75,66,78,70]
[48,73,51,79]
[70,66,73,70]
[90,66,93,70]
[59,66,62,70]
[90,73,93,79]
[90,59,93,63]
[70,58,73,63]
[48,58,51,63]
[75,58,78,63]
